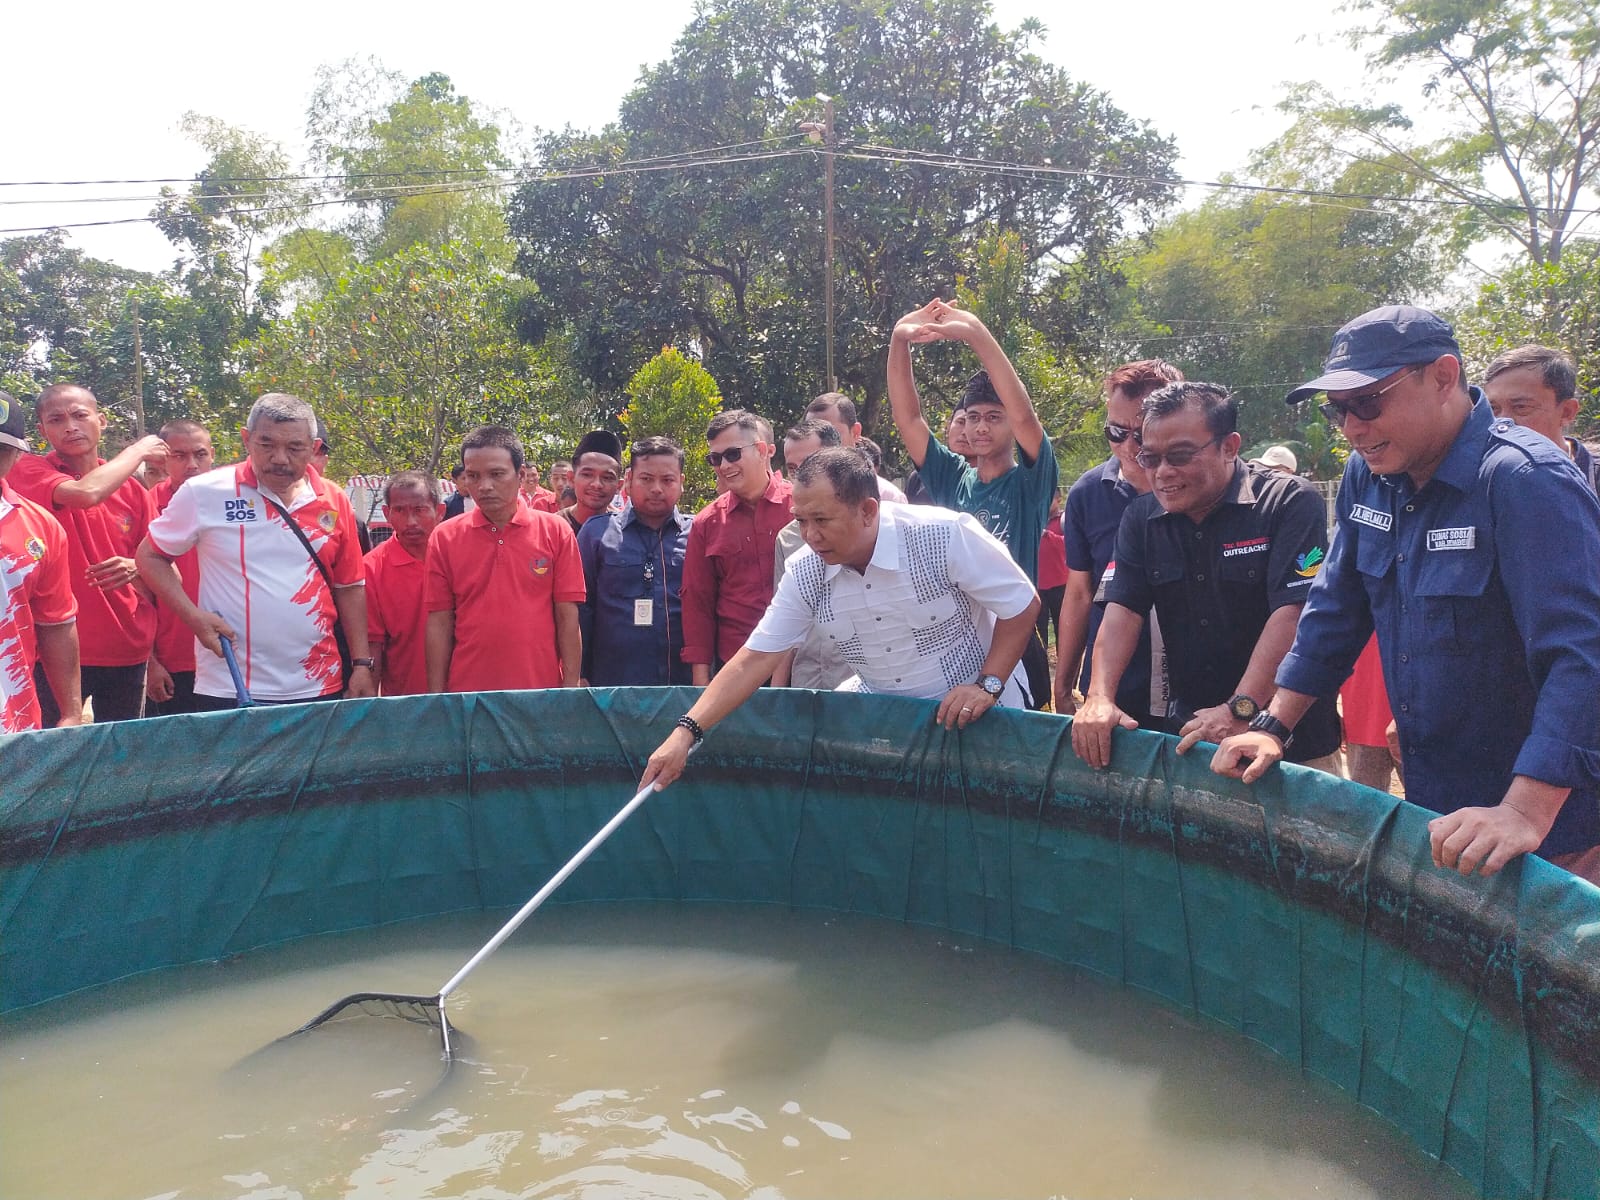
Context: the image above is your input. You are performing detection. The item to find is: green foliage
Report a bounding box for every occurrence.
[242,241,596,477]
[509,0,1178,438]
[305,61,514,265]
[1454,241,1600,433]
[0,233,247,441]
[1279,0,1600,268]
[1101,163,1448,463]
[621,347,722,507]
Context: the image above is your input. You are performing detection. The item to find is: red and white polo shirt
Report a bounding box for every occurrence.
[147,462,363,702]
[1,481,78,732]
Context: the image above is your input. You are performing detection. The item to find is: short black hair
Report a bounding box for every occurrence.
[957,370,1002,410]
[1141,381,1237,438]
[629,435,685,470]
[794,445,877,508]
[706,408,767,443]
[1483,345,1577,402]
[806,392,858,426]
[783,416,841,448]
[460,424,525,472]
[855,435,884,470]
[384,468,440,505]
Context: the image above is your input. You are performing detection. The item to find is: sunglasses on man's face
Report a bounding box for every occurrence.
[1318,365,1423,427]
[1104,422,1141,445]
[706,442,759,468]
[1134,434,1224,471]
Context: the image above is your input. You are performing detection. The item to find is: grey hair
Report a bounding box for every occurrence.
[246,392,317,433]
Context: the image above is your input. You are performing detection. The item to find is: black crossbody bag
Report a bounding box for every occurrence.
[259,492,353,688]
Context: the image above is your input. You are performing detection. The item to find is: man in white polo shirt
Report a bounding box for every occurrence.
[641,447,1039,791]
[136,393,375,707]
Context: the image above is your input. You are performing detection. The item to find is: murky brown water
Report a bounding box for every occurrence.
[0,904,1472,1199]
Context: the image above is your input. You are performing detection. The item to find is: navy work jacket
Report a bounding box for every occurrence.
[578,505,695,686]
[1278,394,1600,856]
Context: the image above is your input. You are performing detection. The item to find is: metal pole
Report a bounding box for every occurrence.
[822,96,836,392]
[130,292,145,438]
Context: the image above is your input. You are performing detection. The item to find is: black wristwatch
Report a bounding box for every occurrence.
[1247,710,1294,750]
[977,674,1005,697]
[1227,693,1260,721]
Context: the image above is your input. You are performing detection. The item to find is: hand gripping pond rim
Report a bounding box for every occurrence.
[280,746,697,1058]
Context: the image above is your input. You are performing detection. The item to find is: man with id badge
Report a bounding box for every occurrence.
[578,436,695,686]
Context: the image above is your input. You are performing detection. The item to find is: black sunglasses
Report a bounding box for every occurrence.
[1103,422,1141,445]
[1134,434,1224,471]
[706,442,759,467]
[1318,366,1423,427]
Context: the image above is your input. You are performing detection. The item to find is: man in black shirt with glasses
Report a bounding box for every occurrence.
[1070,381,1342,772]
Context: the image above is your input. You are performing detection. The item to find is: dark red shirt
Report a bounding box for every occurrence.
[149,476,200,673]
[679,471,794,666]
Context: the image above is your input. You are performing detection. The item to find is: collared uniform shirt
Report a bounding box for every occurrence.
[149,476,200,674]
[0,481,77,733]
[578,505,694,686]
[746,503,1037,702]
[147,462,364,702]
[1065,456,1156,715]
[680,471,794,667]
[426,501,585,692]
[9,451,156,667]
[363,537,430,695]
[914,433,1059,582]
[1278,395,1600,856]
[1104,461,1341,761]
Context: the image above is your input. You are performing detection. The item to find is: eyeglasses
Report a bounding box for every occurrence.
[1103,422,1141,445]
[1134,435,1224,471]
[1318,366,1422,426]
[706,443,759,468]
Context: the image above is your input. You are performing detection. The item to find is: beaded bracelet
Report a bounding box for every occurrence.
[675,715,705,746]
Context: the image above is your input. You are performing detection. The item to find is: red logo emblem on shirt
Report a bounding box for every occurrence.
[318,511,338,533]
[530,557,551,576]
[25,536,45,561]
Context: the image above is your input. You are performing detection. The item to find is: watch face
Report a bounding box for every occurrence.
[1228,694,1259,720]
[979,674,1005,697]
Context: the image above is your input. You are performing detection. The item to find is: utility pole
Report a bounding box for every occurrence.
[800,94,837,391]
[130,292,146,438]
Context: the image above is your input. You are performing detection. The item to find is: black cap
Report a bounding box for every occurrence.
[0,390,27,451]
[573,429,623,464]
[1286,305,1461,404]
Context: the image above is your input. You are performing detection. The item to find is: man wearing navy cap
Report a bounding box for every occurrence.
[1211,305,1600,883]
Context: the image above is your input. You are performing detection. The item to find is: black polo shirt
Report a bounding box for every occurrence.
[1103,461,1341,761]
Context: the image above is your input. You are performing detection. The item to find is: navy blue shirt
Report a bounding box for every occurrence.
[1278,394,1600,857]
[1064,457,1155,719]
[578,506,695,686]
[1104,461,1342,761]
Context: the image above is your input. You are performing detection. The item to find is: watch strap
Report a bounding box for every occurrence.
[1247,710,1294,749]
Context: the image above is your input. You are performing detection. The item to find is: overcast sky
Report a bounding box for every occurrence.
[7,0,1368,273]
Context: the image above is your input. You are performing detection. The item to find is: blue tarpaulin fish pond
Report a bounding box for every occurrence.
[3,688,1598,1198]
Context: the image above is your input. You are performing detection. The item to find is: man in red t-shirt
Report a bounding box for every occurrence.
[1,390,83,732]
[363,469,441,695]
[680,409,794,683]
[522,460,561,513]
[427,425,584,692]
[8,384,168,722]
[145,419,215,715]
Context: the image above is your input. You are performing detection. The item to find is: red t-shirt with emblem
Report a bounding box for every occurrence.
[147,462,363,702]
[8,451,156,667]
[150,475,201,674]
[363,536,429,695]
[1,481,79,732]
[425,502,585,692]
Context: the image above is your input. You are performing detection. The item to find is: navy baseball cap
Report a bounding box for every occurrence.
[0,390,27,451]
[1286,305,1461,404]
